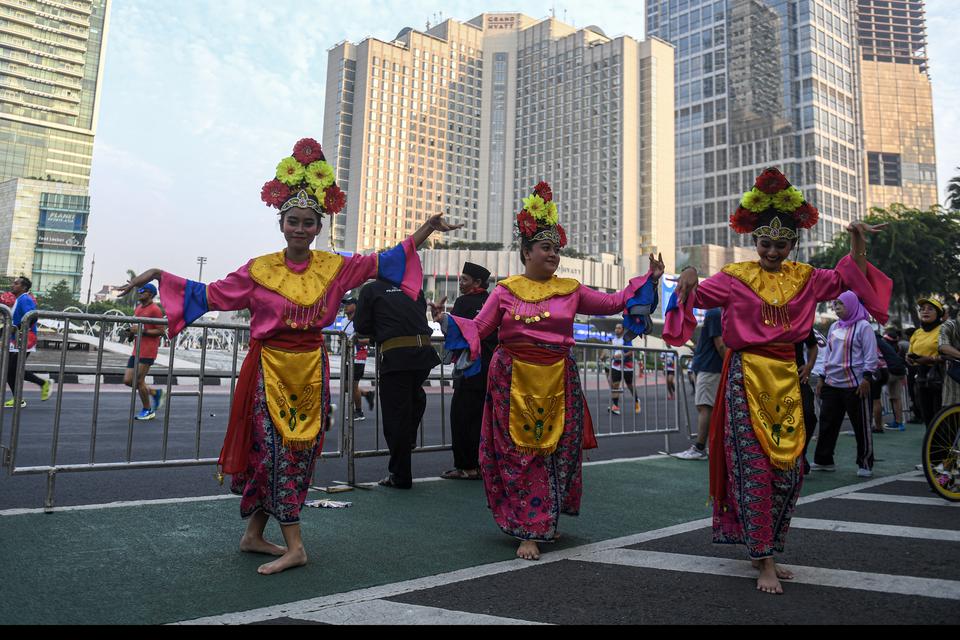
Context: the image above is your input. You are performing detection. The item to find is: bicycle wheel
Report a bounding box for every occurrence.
[923,404,960,502]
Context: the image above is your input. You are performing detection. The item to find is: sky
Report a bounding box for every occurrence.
[84,0,960,294]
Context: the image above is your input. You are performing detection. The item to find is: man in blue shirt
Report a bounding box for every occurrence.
[674,307,724,460]
[5,276,51,408]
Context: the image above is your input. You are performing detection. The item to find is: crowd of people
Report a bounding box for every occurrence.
[6,140,952,596]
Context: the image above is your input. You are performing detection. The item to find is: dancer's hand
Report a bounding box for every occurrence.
[676,268,699,305]
[118,269,161,297]
[428,296,448,322]
[648,253,665,281]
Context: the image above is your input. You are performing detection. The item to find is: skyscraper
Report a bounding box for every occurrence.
[858,0,937,210]
[324,13,676,276]
[0,0,110,295]
[647,0,864,266]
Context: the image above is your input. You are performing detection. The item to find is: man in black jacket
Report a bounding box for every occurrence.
[355,278,441,489]
[440,262,497,480]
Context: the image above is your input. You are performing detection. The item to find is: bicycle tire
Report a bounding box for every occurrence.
[922,403,960,502]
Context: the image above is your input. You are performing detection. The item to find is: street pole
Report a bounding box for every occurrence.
[197,256,207,282]
[85,253,95,311]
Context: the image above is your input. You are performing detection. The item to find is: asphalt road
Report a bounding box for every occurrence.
[0,377,698,510]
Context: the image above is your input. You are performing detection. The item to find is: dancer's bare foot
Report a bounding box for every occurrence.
[752,559,794,580]
[257,547,308,575]
[753,558,784,594]
[517,540,540,561]
[240,535,286,557]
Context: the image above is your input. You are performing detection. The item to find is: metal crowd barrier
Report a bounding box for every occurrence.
[3,308,689,508]
[1,309,348,510]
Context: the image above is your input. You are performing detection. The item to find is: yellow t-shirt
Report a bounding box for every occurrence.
[910,326,941,358]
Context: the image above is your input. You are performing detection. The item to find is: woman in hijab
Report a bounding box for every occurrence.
[813,291,880,478]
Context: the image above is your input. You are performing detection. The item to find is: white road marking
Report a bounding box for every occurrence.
[580,549,960,600]
[835,493,960,507]
[791,518,960,541]
[0,493,239,517]
[290,599,547,625]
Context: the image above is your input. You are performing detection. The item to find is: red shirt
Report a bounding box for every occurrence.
[134,303,165,359]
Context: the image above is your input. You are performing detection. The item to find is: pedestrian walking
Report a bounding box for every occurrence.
[665,167,892,595]
[439,262,496,481]
[120,137,460,575]
[908,297,945,427]
[433,181,663,561]
[880,327,908,431]
[813,292,879,478]
[673,307,725,460]
[124,283,167,421]
[341,296,375,422]
[354,279,442,490]
[4,277,51,408]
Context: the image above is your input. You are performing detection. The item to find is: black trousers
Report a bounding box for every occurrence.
[450,383,484,470]
[6,351,45,394]
[917,384,943,427]
[379,368,431,485]
[815,384,874,470]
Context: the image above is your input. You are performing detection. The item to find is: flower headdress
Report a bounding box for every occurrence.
[729,167,819,241]
[516,181,567,248]
[260,138,346,217]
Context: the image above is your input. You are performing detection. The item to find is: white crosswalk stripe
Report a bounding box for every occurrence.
[288,599,547,625]
[791,518,960,541]
[579,549,960,600]
[835,493,960,507]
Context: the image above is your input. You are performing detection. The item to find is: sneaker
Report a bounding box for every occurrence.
[672,445,708,460]
[3,398,26,408]
[857,467,874,478]
[609,404,621,416]
[41,379,51,401]
[152,389,165,412]
[353,410,366,422]
[135,408,156,421]
[810,463,836,472]
[884,422,905,432]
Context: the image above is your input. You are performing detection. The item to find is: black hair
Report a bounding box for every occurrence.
[519,238,534,266]
[15,275,32,291]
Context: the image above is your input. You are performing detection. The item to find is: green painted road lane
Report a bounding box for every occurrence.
[0,425,927,624]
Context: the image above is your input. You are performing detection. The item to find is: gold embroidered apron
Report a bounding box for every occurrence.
[740,350,806,469]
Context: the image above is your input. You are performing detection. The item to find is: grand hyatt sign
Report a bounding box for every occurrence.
[486,15,518,31]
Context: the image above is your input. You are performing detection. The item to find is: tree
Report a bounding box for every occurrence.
[947,167,960,211]
[809,204,960,324]
[121,269,138,307]
[39,279,80,311]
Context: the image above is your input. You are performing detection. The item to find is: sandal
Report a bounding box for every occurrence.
[441,469,469,480]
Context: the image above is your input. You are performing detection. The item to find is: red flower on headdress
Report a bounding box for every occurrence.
[261,179,291,208]
[729,207,759,234]
[556,223,568,248]
[517,210,538,237]
[532,181,553,202]
[754,168,790,195]
[324,184,346,214]
[793,202,819,229]
[292,138,324,165]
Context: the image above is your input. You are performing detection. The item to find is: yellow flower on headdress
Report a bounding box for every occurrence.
[544,201,559,226]
[276,157,306,187]
[773,186,804,213]
[523,194,547,221]
[315,188,327,205]
[741,188,772,214]
[306,160,336,191]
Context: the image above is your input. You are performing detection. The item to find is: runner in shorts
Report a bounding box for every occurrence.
[608,323,640,415]
[674,308,724,460]
[124,284,166,421]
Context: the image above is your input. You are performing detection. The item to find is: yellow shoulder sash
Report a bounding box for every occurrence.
[498,275,580,303]
[721,261,813,308]
[249,250,345,307]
